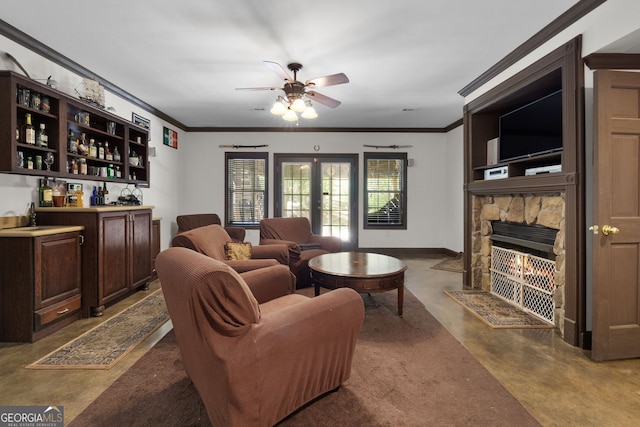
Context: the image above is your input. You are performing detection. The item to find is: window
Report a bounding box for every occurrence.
[364,152,407,229]
[225,152,268,228]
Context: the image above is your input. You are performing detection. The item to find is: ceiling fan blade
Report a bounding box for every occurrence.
[305,73,349,88]
[263,61,293,82]
[306,90,341,108]
[235,87,280,91]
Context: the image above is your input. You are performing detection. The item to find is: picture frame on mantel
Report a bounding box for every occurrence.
[163,126,178,149]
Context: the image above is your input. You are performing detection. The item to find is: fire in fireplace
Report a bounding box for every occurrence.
[489,221,559,324]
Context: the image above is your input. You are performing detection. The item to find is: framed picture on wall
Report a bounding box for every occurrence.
[132,112,150,129]
[163,126,178,149]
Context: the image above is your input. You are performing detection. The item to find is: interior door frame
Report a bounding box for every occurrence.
[274,153,358,249]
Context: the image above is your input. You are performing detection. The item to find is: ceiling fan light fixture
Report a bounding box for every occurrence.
[301,102,318,119]
[270,98,287,115]
[282,108,298,121]
[290,97,306,112]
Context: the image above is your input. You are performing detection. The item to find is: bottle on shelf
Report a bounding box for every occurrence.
[102,182,109,203]
[39,178,53,207]
[24,113,36,145]
[98,142,104,160]
[105,142,113,161]
[113,146,121,163]
[88,138,97,158]
[26,156,33,169]
[78,158,87,175]
[91,186,98,206]
[70,159,78,174]
[35,123,48,148]
[68,130,78,154]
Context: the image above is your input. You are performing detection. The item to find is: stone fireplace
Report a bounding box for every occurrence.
[470,193,565,334]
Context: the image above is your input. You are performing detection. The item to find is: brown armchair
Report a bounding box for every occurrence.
[172,224,289,273]
[176,213,246,242]
[260,217,342,288]
[156,247,364,427]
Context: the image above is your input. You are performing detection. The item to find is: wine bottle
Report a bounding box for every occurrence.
[24,113,35,145]
[39,178,53,207]
[36,123,48,147]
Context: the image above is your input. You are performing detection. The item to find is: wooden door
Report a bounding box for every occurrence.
[592,70,640,361]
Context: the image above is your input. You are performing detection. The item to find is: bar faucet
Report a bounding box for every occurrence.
[29,202,36,226]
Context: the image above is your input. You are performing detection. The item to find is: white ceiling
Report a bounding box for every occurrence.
[2,0,582,129]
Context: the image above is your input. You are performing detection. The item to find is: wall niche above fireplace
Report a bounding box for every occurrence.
[463,36,585,346]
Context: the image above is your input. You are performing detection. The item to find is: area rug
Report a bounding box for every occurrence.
[27,289,169,370]
[69,289,541,426]
[430,254,463,272]
[444,290,554,329]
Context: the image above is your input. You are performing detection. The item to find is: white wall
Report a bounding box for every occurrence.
[179,131,456,249]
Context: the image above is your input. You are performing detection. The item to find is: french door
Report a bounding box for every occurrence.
[274,154,358,250]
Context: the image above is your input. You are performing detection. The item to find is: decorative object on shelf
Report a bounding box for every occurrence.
[163,126,178,149]
[132,112,150,129]
[236,61,349,122]
[75,77,106,109]
[218,144,269,149]
[363,144,413,149]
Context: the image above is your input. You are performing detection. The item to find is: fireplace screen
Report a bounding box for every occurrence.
[490,246,555,324]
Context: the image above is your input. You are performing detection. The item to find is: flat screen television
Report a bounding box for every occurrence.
[498,89,563,162]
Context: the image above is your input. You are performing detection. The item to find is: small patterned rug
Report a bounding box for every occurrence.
[431,255,463,273]
[27,289,169,370]
[444,290,554,329]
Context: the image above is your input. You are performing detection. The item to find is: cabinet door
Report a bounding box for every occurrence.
[130,210,152,289]
[100,212,130,304]
[35,232,82,309]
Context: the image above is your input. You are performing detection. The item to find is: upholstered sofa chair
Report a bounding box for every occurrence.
[172,224,289,273]
[260,217,342,288]
[176,213,246,242]
[156,247,364,427]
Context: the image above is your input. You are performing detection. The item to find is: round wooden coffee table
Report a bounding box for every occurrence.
[309,252,407,316]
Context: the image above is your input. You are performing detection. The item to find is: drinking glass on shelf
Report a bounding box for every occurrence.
[44,152,54,171]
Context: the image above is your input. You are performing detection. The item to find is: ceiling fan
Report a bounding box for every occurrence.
[236,61,349,121]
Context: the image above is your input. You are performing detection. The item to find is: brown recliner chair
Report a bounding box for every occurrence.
[176,213,246,242]
[172,224,289,273]
[156,247,364,427]
[260,217,342,288]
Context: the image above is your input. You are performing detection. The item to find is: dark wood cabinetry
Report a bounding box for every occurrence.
[0,71,149,186]
[463,37,584,345]
[0,230,82,342]
[151,218,161,281]
[37,207,153,317]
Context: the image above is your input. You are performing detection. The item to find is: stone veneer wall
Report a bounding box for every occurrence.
[470,193,566,333]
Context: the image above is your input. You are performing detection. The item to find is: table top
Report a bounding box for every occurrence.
[309,252,407,278]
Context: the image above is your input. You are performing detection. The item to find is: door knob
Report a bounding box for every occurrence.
[602,225,620,236]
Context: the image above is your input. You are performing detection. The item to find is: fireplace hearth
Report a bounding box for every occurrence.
[471,193,565,332]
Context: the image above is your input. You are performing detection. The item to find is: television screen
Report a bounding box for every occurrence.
[499,90,563,162]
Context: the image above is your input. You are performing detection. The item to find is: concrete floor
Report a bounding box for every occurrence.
[1,256,640,426]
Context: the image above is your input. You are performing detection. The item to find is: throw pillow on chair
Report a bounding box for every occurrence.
[225,242,252,260]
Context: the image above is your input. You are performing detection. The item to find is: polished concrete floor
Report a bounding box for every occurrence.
[1,256,640,426]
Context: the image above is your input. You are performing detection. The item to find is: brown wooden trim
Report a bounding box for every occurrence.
[185,126,455,133]
[584,53,640,70]
[459,0,605,97]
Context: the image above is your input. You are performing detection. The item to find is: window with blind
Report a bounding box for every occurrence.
[225,152,268,228]
[364,152,407,229]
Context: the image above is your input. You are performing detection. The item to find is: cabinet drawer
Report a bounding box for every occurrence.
[35,294,81,330]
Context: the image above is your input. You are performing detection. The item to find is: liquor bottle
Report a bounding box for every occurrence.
[78,133,88,156]
[98,142,105,160]
[88,138,97,158]
[71,159,78,174]
[36,123,48,147]
[105,142,113,161]
[97,185,104,205]
[24,113,36,145]
[113,146,121,163]
[91,186,98,206]
[102,182,109,203]
[68,130,78,154]
[39,178,53,207]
